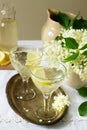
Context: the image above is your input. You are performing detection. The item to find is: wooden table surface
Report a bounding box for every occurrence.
[0,64,14,70]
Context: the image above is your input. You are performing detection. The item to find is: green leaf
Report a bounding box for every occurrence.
[64,52,79,62]
[55,35,62,40]
[65,38,79,49]
[69,12,80,28]
[80,44,87,50]
[73,18,87,29]
[78,101,87,116]
[77,87,87,97]
[82,50,87,56]
[55,12,71,28]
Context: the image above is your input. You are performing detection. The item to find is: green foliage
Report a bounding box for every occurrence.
[82,51,87,56]
[56,12,87,29]
[64,52,79,62]
[77,87,87,97]
[78,101,87,116]
[77,87,87,116]
[65,38,79,49]
[56,37,87,62]
[80,44,87,50]
[55,12,71,29]
[73,18,87,29]
[55,11,87,117]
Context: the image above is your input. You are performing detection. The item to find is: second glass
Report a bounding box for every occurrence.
[10,45,43,101]
[30,60,67,122]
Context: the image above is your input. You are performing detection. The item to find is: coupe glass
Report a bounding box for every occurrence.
[10,45,43,101]
[30,60,66,121]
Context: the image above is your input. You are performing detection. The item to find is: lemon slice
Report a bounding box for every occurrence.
[0,51,5,62]
[31,67,52,86]
[25,52,40,68]
[0,51,10,66]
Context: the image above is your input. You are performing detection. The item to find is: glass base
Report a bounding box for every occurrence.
[15,89,36,101]
[36,107,58,121]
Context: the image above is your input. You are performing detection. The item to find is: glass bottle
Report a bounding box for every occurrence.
[0,0,18,53]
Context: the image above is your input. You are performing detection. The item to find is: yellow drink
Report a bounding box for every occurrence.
[10,52,30,79]
[31,67,65,93]
[10,50,42,80]
[0,18,18,52]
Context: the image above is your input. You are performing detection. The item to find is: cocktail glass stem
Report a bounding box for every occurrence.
[36,92,57,121]
[16,76,36,101]
[22,78,29,94]
[43,93,51,112]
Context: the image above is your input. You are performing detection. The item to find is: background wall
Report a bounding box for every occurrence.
[13,0,87,40]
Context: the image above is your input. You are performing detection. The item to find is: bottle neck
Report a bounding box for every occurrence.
[0,3,16,20]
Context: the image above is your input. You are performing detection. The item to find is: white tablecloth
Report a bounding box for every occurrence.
[0,41,87,130]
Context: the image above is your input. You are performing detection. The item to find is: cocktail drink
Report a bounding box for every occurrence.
[10,45,43,101]
[30,60,66,121]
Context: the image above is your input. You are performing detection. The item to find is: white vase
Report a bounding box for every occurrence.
[65,72,87,88]
[41,9,75,43]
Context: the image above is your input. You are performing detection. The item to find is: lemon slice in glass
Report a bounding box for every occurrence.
[25,52,40,68]
[31,67,52,86]
[0,51,10,66]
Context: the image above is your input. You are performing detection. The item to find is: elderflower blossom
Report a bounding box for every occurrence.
[43,28,87,81]
[52,94,70,112]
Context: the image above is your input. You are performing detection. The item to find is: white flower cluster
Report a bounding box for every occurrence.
[52,94,70,112]
[43,28,87,81]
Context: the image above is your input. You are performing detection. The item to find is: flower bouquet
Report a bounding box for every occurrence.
[43,12,87,88]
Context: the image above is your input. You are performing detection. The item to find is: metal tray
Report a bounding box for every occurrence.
[6,74,68,125]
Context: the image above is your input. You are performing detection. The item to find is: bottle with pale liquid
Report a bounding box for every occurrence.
[0,3,18,53]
